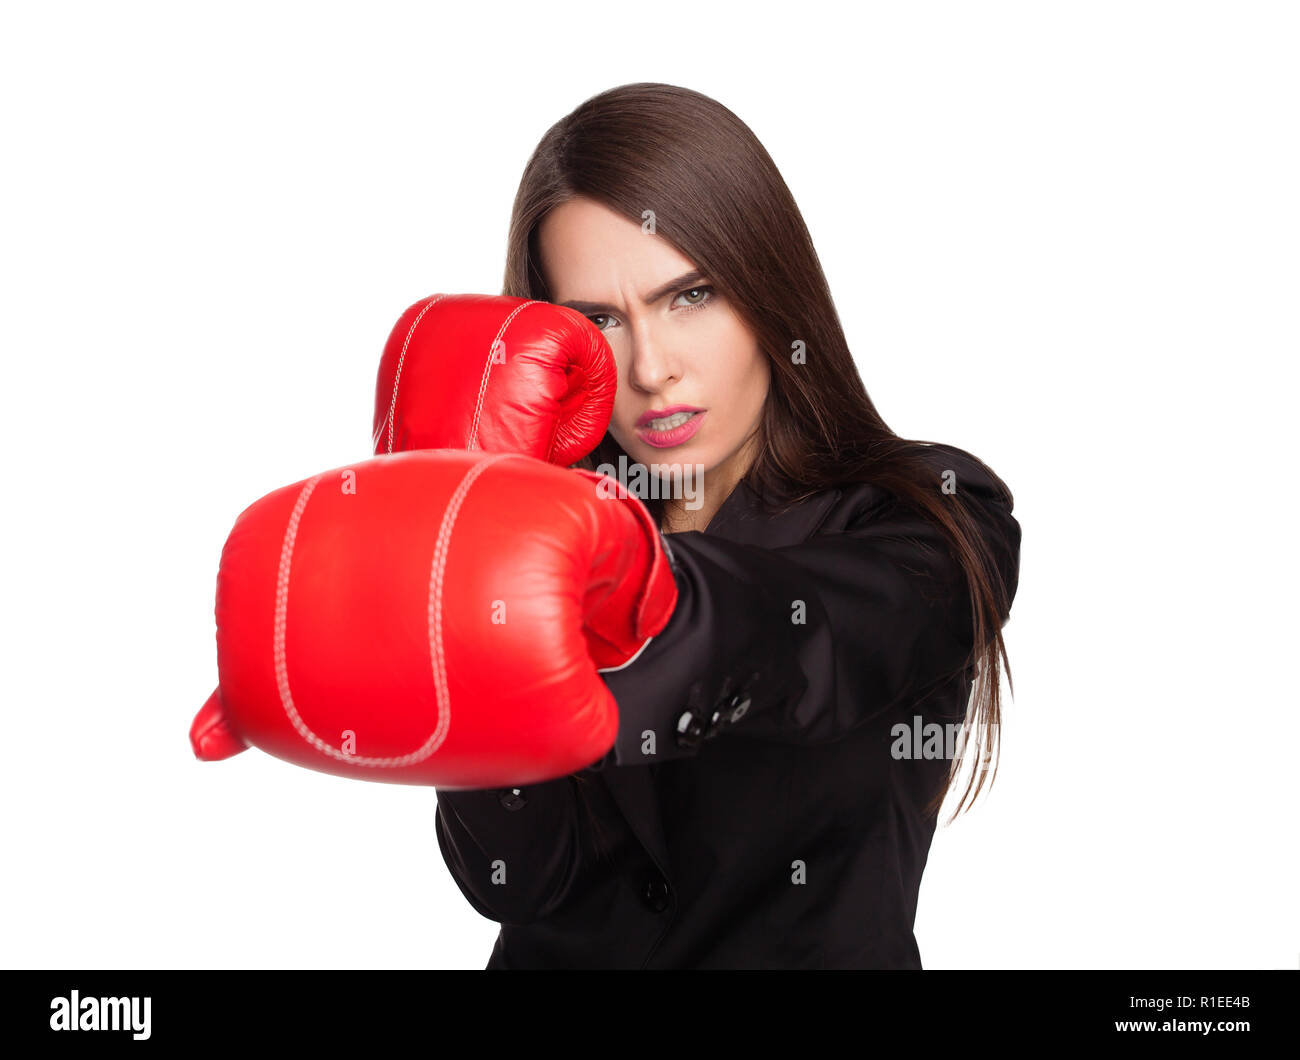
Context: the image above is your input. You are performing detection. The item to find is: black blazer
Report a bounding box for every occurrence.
[434,443,1021,968]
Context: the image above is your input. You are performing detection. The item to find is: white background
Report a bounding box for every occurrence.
[2,0,1295,970]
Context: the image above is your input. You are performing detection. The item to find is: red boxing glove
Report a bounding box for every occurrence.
[189,449,676,789]
[372,293,616,465]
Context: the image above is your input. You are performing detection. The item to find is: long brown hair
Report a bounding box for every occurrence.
[502,83,1013,825]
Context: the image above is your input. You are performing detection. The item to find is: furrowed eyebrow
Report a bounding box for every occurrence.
[559,270,708,316]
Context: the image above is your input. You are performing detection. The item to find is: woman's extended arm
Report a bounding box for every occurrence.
[599,445,1021,765]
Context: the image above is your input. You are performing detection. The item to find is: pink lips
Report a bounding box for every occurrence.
[635,406,707,449]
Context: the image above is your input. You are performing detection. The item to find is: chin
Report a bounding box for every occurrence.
[641,445,709,468]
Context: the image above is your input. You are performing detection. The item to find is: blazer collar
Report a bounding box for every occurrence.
[703,478,842,547]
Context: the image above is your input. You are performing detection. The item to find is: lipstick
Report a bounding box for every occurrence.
[635,406,706,449]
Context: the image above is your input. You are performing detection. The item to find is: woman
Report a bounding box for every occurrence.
[434,83,1021,969]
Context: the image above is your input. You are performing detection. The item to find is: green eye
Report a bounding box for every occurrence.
[674,286,714,311]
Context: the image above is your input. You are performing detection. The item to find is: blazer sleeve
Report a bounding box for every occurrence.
[598,451,1021,766]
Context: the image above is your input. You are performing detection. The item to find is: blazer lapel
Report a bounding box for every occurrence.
[599,765,673,878]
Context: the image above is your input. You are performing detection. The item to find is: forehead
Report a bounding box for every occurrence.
[537,196,695,301]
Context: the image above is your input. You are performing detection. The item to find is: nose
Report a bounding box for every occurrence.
[625,317,681,393]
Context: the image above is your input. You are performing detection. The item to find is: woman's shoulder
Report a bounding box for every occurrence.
[819,442,1020,610]
[916,441,1014,505]
[830,441,1015,521]
[711,442,1015,547]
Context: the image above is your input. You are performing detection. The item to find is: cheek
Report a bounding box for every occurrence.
[611,372,638,429]
[715,329,768,411]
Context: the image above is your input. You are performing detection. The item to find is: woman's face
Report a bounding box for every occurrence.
[537,196,770,491]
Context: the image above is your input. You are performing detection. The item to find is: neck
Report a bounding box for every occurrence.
[661,433,760,534]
